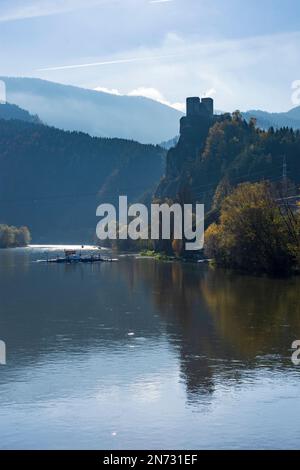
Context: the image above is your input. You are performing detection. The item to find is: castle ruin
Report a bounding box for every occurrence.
[155,95,217,201]
[180,97,214,140]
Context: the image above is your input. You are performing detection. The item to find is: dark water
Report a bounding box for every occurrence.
[0,247,299,450]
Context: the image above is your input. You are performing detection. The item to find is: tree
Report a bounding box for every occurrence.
[0,226,15,248]
[15,226,31,246]
[0,224,31,248]
[205,182,299,276]
[212,177,232,210]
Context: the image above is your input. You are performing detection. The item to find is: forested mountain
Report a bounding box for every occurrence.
[242,107,300,130]
[0,103,41,124]
[0,119,165,242]
[0,77,182,144]
[156,112,300,212]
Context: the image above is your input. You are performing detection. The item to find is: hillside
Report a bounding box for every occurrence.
[0,102,41,123]
[0,77,183,144]
[0,119,166,242]
[156,107,300,213]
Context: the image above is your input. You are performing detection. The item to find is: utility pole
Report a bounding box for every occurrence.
[282,155,288,196]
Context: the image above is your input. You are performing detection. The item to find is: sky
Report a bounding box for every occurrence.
[0,0,300,112]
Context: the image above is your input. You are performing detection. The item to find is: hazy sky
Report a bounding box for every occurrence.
[1,0,300,112]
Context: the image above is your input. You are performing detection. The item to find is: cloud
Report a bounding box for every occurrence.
[128,87,166,101]
[103,30,300,112]
[128,87,184,110]
[203,88,217,98]
[35,29,300,112]
[171,102,186,112]
[149,0,174,3]
[94,85,185,111]
[94,86,121,95]
[0,0,109,22]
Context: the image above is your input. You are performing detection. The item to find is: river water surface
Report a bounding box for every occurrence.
[0,247,299,449]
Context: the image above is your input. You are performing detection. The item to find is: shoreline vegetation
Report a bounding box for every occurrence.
[143,111,300,277]
[151,180,300,277]
[205,181,300,277]
[103,179,300,277]
[139,250,175,261]
[0,224,31,248]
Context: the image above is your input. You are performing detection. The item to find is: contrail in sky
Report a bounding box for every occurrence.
[149,0,174,3]
[36,54,177,72]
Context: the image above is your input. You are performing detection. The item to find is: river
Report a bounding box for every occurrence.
[0,246,299,449]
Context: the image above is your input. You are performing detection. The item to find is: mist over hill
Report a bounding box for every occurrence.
[0,77,182,144]
[2,76,300,147]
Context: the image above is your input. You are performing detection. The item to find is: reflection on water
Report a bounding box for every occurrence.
[0,248,299,449]
[120,260,300,402]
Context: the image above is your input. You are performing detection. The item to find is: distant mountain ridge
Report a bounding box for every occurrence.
[3,76,300,145]
[0,77,183,144]
[242,107,300,130]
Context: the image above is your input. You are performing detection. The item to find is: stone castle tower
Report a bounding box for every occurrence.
[155,96,217,200]
[180,97,214,140]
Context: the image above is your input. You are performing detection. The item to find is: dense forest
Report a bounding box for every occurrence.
[157,112,300,210]
[153,113,300,274]
[0,119,166,242]
[0,224,31,248]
